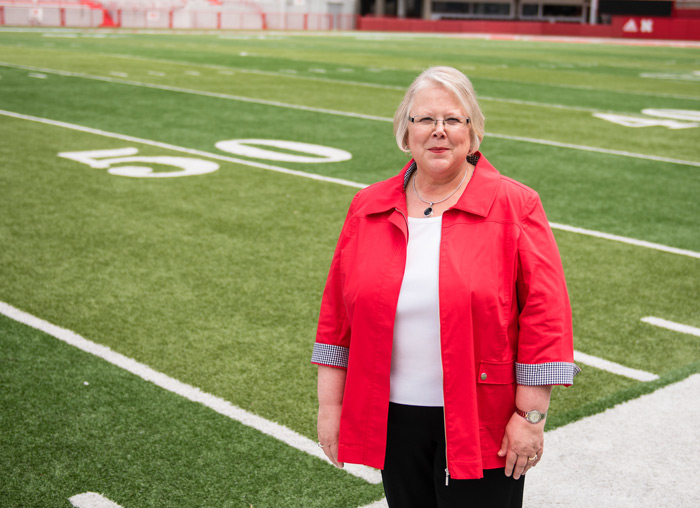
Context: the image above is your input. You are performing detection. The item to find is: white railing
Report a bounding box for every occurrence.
[1,5,105,26]
[0,3,355,29]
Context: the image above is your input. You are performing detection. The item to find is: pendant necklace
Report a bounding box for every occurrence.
[413,166,471,217]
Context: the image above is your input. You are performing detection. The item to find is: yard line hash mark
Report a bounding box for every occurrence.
[105,50,700,101]
[1,61,699,168]
[101,50,700,102]
[70,492,125,508]
[0,301,382,485]
[641,317,700,338]
[1,109,698,261]
[573,351,659,382]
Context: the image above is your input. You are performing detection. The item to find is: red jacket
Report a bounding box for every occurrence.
[312,153,578,479]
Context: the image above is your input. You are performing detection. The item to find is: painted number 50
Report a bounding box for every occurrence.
[58,140,353,179]
[58,148,220,178]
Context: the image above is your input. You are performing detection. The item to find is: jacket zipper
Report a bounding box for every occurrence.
[395,207,408,224]
[394,208,409,241]
[444,414,450,485]
[443,338,449,485]
[439,211,449,486]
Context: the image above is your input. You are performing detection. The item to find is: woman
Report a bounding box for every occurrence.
[312,66,579,507]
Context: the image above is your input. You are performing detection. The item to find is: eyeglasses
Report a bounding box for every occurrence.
[409,116,470,128]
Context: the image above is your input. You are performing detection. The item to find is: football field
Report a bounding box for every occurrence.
[1,28,699,507]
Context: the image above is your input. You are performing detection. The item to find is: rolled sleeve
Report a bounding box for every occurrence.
[311,343,349,368]
[516,362,581,386]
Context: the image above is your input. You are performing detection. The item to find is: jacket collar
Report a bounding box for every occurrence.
[358,151,501,218]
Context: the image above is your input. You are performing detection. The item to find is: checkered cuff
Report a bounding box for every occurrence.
[516,362,580,386]
[311,343,349,368]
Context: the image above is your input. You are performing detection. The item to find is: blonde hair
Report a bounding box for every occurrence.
[393,66,485,154]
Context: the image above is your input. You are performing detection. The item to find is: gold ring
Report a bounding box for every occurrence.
[528,454,538,461]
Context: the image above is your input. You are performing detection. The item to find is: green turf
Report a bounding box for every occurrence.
[1,29,699,508]
[0,315,383,508]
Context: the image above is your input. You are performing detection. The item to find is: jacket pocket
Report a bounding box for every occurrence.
[476,361,516,428]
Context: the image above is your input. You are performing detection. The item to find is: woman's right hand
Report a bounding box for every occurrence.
[317,403,344,468]
[317,364,347,468]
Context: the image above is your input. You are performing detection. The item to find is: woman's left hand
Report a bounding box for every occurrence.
[497,412,544,480]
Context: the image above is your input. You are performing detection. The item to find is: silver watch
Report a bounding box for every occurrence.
[515,408,547,424]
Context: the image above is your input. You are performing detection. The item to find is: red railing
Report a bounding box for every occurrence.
[356,15,700,41]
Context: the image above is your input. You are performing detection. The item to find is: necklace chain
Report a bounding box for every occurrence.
[412,167,471,217]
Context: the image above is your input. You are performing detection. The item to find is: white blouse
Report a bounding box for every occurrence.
[389,215,444,407]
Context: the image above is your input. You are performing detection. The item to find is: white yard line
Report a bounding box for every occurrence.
[641,317,700,338]
[2,108,699,261]
[0,62,390,123]
[549,223,700,260]
[525,374,700,507]
[486,134,700,168]
[70,492,125,508]
[472,72,700,102]
[479,96,602,113]
[573,350,659,382]
[0,301,382,485]
[1,61,699,169]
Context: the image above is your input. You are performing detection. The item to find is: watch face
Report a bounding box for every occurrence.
[527,411,542,423]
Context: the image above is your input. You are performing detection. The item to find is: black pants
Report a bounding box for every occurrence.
[381,403,524,508]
